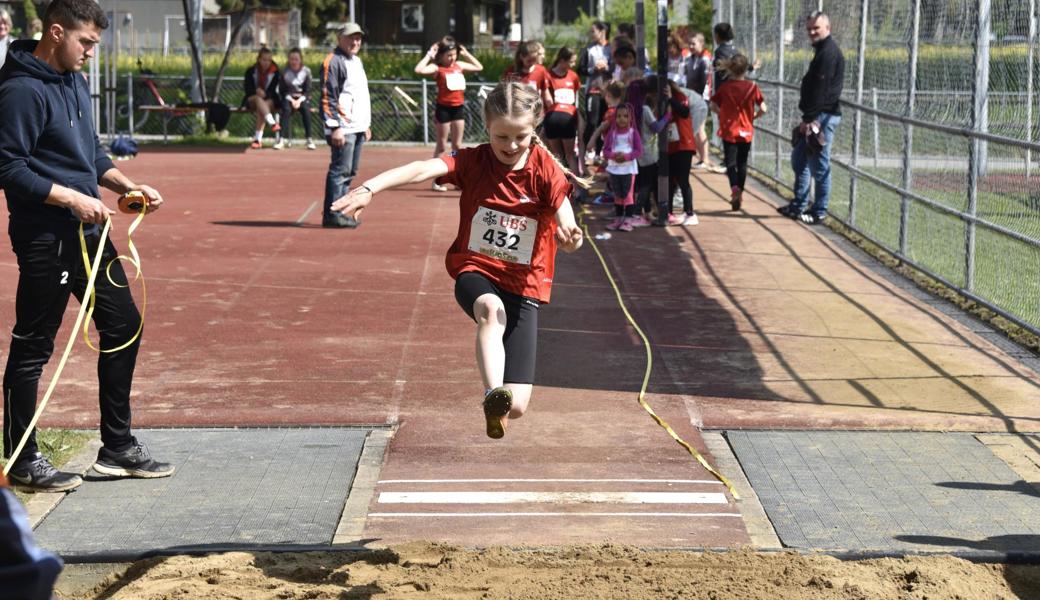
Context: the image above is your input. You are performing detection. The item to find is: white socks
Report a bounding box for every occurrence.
[264,113,276,126]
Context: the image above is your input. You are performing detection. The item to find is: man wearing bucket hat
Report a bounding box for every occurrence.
[320,23,372,228]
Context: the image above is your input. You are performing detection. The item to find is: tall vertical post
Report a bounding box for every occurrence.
[422,80,429,145]
[729,0,735,27]
[967,0,992,291]
[1027,0,1036,179]
[848,0,869,226]
[871,87,879,168]
[898,0,920,257]
[749,0,757,170]
[774,0,785,180]
[636,0,646,70]
[127,74,134,135]
[656,0,671,226]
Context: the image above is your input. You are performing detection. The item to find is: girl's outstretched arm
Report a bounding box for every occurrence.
[554,199,584,253]
[331,158,450,220]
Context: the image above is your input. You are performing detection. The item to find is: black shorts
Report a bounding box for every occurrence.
[454,271,540,385]
[435,103,465,123]
[544,111,578,139]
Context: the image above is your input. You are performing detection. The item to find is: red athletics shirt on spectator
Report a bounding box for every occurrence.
[435,63,466,107]
[437,144,570,303]
[546,68,580,116]
[503,63,550,94]
[666,89,696,153]
[713,80,764,143]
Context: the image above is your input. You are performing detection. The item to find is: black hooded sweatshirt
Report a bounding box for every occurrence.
[0,39,115,238]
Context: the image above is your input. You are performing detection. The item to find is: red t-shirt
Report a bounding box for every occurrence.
[435,63,466,107]
[503,64,549,94]
[436,144,571,303]
[666,89,696,153]
[713,80,764,143]
[546,68,581,115]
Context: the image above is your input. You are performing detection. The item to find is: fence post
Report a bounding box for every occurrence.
[967,0,992,292]
[871,87,879,168]
[899,0,921,257]
[1027,0,1036,180]
[848,0,869,226]
[750,0,757,170]
[775,0,786,181]
[422,80,430,145]
[127,73,134,135]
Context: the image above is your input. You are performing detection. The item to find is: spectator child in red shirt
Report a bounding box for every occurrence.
[331,82,589,439]
[503,40,552,108]
[663,80,698,226]
[544,47,582,181]
[710,54,767,210]
[414,36,484,191]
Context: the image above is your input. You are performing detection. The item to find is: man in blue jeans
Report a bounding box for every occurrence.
[780,11,844,225]
[320,23,372,228]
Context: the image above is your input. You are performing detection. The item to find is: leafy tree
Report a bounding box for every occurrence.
[23,0,38,24]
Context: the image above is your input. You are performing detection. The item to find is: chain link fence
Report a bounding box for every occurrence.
[719,0,1040,335]
[108,75,504,144]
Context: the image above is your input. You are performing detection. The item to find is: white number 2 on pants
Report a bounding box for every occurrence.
[468,207,537,265]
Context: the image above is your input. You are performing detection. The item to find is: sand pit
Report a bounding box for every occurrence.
[63,542,1040,599]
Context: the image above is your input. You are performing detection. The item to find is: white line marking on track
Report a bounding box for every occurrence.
[369,512,743,518]
[295,200,318,225]
[378,479,725,484]
[378,492,729,504]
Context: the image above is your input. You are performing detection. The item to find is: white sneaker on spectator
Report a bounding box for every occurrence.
[432,182,449,192]
[306,139,317,150]
[272,140,285,150]
[682,213,700,226]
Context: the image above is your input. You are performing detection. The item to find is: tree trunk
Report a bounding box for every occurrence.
[212,6,252,103]
[181,0,208,103]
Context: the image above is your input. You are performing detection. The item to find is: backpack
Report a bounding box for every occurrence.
[110,135,139,158]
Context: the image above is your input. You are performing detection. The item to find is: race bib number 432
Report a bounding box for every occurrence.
[469,207,537,265]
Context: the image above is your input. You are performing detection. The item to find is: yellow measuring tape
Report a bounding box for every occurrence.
[576,209,741,500]
[2,199,147,477]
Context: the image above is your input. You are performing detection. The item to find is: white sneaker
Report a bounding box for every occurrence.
[272,140,285,150]
[682,213,699,226]
[306,140,317,150]
[432,182,448,192]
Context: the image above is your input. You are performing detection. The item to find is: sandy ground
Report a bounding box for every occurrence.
[59,543,1040,599]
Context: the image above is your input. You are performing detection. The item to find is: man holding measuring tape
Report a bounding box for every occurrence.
[0,0,173,492]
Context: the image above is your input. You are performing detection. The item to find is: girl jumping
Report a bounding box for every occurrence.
[331,82,589,439]
[414,36,484,191]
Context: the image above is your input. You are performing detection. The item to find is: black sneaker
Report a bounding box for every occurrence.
[483,387,513,439]
[799,212,825,225]
[7,452,83,492]
[776,204,802,219]
[322,213,359,228]
[93,439,175,479]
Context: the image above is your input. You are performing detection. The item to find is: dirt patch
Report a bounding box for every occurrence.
[61,543,1040,599]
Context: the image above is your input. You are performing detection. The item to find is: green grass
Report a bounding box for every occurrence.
[1,429,95,504]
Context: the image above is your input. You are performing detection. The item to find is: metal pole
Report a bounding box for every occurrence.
[872,87,879,168]
[1027,0,1036,179]
[967,0,992,292]
[774,0,785,180]
[128,73,134,135]
[655,0,670,226]
[422,80,429,145]
[750,0,757,170]
[636,0,646,71]
[848,0,869,226]
[898,0,920,257]
[729,0,734,26]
